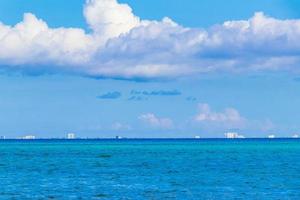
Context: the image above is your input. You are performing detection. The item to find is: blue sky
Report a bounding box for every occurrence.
[0,0,299,138]
[0,0,299,27]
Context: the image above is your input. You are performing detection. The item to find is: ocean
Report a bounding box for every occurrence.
[0,139,299,199]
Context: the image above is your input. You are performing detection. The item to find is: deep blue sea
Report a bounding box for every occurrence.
[0,139,299,199]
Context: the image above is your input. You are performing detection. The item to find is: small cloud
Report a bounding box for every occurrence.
[97,91,121,99]
[111,122,131,131]
[293,77,300,82]
[186,96,197,101]
[195,103,243,123]
[258,119,275,132]
[131,90,181,96]
[128,96,148,101]
[194,103,246,129]
[139,113,173,129]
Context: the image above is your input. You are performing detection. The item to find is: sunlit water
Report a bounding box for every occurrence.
[0,139,300,199]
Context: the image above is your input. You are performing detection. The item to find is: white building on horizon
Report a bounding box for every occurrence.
[268,134,276,139]
[67,133,76,139]
[22,135,36,140]
[225,132,245,139]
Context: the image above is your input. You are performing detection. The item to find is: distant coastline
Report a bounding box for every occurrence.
[0,137,299,141]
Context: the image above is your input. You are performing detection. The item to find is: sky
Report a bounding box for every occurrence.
[0,0,300,138]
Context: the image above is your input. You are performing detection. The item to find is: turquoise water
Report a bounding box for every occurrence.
[0,139,300,199]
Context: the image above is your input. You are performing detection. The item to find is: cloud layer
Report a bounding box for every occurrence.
[1,0,300,79]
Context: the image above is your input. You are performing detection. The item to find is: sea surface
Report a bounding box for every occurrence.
[0,139,299,199]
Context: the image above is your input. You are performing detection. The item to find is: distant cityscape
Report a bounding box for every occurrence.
[0,132,299,140]
[0,133,125,140]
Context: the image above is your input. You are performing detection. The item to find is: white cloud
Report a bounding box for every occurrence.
[195,103,243,123]
[0,1,300,79]
[139,113,173,129]
[0,13,94,66]
[84,0,141,43]
[193,104,277,133]
[111,122,131,131]
[194,103,245,129]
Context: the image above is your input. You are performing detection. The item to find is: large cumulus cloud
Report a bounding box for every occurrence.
[0,0,300,79]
